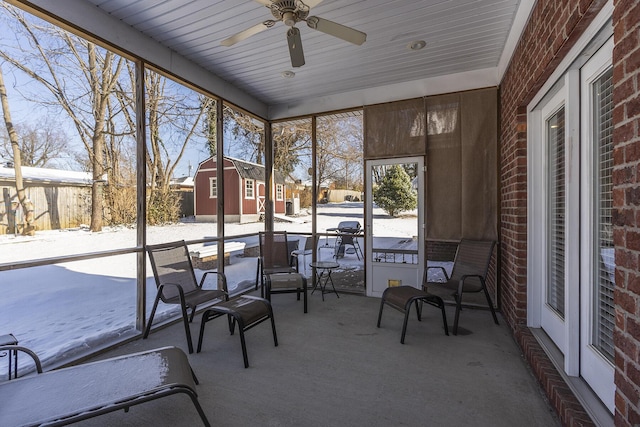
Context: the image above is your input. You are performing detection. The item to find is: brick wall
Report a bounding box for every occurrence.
[612,0,640,425]
[500,0,608,332]
[499,0,608,425]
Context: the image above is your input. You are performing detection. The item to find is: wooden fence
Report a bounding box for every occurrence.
[1,183,92,234]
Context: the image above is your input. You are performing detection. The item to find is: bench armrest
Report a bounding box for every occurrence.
[0,345,43,374]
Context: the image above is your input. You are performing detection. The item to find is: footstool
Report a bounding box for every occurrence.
[196,295,277,368]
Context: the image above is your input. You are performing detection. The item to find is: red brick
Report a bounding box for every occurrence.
[616,289,637,316]
[627,230,640,251]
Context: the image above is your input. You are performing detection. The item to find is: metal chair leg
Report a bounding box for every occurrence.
[180,301,194,354]
[376,296,386,328]
[482,281,499,325]
[453,293,462,336]
[143,293,161,339]
[400,306,411,344]
[269,309,279,347]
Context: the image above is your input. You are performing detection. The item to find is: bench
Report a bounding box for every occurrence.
[189,241,246,269]
[0,345,210,426]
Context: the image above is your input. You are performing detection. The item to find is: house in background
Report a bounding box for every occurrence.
[194,156,287,223]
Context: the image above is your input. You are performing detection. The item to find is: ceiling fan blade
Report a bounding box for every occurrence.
[299,0,324,8]
[306,16,366,45]
[287,27,305,68]
[221,20,277,47]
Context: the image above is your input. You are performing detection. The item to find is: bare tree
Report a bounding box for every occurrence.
[224,107,266,164]
[144,70,212,223]
[229,115,364,202]
[316,116,363,193]
[0,64,34,235]
[0,4,131,231]
[0,118,71,167]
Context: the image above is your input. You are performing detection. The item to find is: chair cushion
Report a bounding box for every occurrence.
[268,273,305,289]
[218,296,270,326]
[383,286,428,310]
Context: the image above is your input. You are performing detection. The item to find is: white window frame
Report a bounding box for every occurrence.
[209,177,217,198]
[579,36,615,413]
[276,184,284,201]
[245,179,255,199]
[526,2,614,421]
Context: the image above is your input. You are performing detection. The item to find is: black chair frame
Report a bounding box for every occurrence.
[197,295,278,368]
[145,241,228,354]
[377,284,449,343]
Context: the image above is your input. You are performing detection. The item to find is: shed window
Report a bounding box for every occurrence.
[245,179,254,199]
[209,177,217,198]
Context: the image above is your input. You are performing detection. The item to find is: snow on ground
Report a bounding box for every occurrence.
[0,203,446,371]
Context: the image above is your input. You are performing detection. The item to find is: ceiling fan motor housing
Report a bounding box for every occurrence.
[270,0,310,26]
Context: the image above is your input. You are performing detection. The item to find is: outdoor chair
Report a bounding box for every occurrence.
[196,280,278,368]
[334,221,363,260]
[377,270,449,343]
[425,239,499,335]
[0,345,210,426]
[145,240,229,354]
[258,231,308,312]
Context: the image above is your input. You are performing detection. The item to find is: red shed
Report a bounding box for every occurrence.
[194,156,288,223]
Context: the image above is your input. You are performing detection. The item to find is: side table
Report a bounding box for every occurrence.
[0,333,18,380]
[310,261,340,301]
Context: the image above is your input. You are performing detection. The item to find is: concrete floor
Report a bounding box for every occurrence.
[73,291,560,427]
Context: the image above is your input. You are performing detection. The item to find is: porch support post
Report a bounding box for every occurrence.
[135,60,147,332]
[264,123,274,231]
[311,116,317,263]
[216,99,225,273]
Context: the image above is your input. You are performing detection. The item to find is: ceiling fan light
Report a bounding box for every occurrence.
[408,40,426,51]
[282,11,297,27]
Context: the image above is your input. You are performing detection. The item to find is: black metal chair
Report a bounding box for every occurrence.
[377,270,449,343]
[145,240,228,353]
[257,231,308,312]
[425,239,498,335]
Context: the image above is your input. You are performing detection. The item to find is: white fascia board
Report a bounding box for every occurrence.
[267,67,499,120]
[496,0,537,82]
[14,0,268,118]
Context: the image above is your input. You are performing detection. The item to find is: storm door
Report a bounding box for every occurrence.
[365,157,424,297]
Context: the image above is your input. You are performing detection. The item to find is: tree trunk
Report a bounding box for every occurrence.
[0,65,35,235]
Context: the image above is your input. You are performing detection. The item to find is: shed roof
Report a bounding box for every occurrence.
[225,157,287,184]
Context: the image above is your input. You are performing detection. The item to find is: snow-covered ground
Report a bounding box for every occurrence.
[1,203,445,372]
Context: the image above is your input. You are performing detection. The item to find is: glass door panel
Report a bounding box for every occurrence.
[365,157,423,297]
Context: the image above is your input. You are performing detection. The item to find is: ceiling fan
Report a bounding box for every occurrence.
[221,0,367,68]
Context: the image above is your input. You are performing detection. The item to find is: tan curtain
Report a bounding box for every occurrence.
[426,88,498,240]
[363,88,498,241]
[364,98,425,159]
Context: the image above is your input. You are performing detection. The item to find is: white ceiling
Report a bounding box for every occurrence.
[26,0,532,119]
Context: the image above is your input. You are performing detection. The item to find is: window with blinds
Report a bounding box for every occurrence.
[547,107,566,317]
[593,68,614,362]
